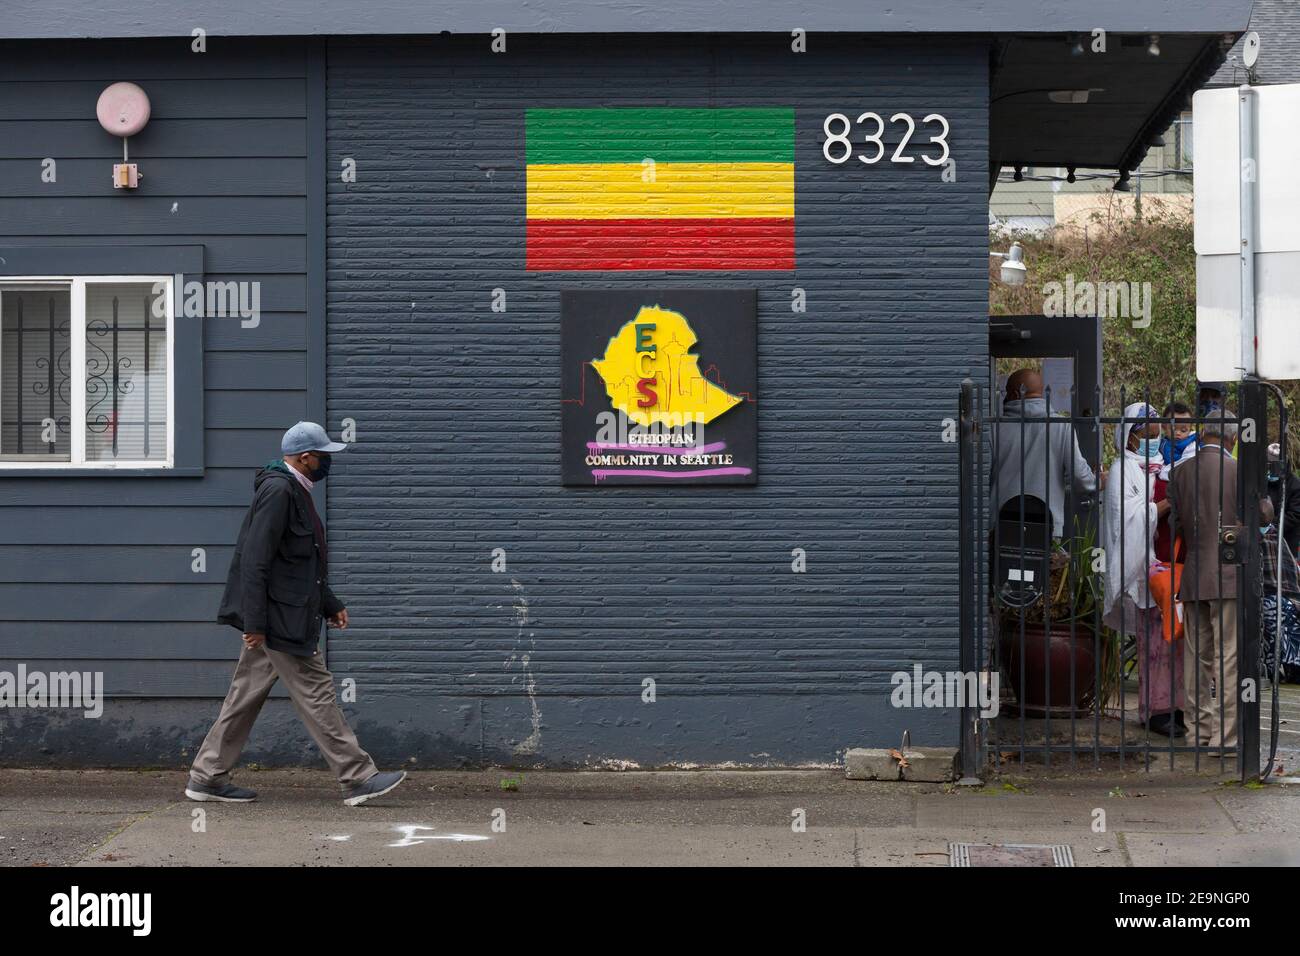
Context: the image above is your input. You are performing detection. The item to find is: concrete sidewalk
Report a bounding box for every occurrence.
[1,768,1298,866]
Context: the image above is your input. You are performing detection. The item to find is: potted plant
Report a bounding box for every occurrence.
[997,521,1103,716]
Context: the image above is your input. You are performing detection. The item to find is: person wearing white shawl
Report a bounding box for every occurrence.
[1102,401,1185,737]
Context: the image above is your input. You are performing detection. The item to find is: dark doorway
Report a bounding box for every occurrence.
[989,314,1103,540]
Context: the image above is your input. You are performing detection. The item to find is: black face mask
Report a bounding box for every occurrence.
[307,453,331,482]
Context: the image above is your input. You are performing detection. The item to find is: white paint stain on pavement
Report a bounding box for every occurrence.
[388,824,490,847]
[326,835,352,842]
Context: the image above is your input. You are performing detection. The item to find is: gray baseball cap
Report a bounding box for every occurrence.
[281,421,347,455]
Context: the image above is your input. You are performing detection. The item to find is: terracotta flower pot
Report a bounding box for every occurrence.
[999,622,1097,716]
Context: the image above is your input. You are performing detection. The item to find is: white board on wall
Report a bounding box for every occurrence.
[1193,84,1300,382]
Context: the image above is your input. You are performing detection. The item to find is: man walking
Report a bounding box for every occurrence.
[186,422,406,806]
[1167,411,1244,750]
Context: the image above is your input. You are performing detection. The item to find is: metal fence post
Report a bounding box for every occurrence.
[957,378,983,784]
[1239,380,1266,780]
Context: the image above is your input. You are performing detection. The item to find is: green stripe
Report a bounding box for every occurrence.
[526,108,794,164]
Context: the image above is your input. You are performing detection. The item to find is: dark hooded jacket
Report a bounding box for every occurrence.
[1268,468,1300,557]
[217,460,345,656]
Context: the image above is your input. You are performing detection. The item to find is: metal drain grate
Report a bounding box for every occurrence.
[949,843,1074,867]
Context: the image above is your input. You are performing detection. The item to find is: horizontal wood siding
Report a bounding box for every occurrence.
[0,38,312,697]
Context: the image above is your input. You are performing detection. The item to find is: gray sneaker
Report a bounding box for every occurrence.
[344,770,407,807]
[185,778,257,802]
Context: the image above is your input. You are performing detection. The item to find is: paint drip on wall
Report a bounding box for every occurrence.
[503,577,542,754]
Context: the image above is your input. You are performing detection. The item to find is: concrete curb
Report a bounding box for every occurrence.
[845,747,958,782]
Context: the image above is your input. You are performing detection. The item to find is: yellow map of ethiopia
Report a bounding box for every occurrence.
[591,305,742,428]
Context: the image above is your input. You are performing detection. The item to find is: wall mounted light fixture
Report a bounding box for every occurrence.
[990,242,1028,286]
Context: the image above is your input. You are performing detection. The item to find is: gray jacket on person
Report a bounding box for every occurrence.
[991,396,1098,538]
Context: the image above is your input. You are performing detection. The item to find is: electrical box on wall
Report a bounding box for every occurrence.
[112,163,141,189]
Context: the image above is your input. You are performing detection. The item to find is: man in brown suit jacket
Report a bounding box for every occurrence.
[1166,412,1240,748]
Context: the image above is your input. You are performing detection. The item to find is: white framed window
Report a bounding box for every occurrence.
[0,276,174,469]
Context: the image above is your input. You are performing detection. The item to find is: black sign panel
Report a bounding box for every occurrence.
[561,289,758,486]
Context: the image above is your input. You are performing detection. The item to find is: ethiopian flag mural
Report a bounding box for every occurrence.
[526,107,795,271]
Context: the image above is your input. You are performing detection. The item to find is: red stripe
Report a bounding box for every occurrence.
[526,217,794,271]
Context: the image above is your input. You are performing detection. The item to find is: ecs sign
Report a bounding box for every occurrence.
[560,290,758,486]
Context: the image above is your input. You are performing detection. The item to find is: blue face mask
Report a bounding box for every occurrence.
[1135,438,1161,459]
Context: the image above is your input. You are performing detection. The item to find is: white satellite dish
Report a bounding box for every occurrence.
[1243,31,1260,70]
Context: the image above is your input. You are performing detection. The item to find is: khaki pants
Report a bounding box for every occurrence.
[1183,599,1239,748]
[191,643,378,789]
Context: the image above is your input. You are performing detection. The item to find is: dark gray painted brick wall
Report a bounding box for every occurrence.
[0,38,311,714]
[0,34,990,770]
[324,35,990,767]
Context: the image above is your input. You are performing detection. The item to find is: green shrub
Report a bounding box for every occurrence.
[990,198,1297,460]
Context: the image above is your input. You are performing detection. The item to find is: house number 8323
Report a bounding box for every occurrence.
[821,112,950,166]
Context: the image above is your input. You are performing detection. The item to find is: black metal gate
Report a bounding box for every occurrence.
[956,376,1293,780]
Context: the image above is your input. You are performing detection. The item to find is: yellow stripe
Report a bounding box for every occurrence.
[526,162,794,220]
